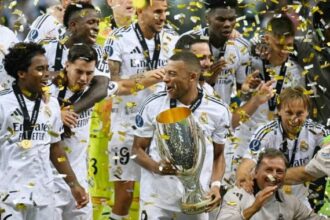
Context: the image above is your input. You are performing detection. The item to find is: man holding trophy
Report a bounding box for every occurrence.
[132,51,232,219]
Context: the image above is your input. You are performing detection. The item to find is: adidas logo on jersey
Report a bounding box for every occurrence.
[130,46,141,54]
[10,108,23,117]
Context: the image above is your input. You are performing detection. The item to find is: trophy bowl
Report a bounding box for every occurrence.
[155,107,212,214]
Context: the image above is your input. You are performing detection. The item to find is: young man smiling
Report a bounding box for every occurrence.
[0,42,88,220]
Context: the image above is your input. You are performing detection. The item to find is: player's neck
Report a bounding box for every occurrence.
[179,87,199,106]
[17,81,39,101]
[138,20,155,40]
[209,33,226,49]
[113,14,132,27]
[268,53,286,66]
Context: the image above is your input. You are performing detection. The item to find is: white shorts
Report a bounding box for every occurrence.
[0,202,54,220]
[109,132,141,181]
[139,201,209,220]
[54,181,92,220]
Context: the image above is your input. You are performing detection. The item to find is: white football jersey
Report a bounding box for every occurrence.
[243,118,329,203]
[0,89,63,206]
[43,40,110,78]
[25,14,65,43]
[104,23,178,133]
[234,57,305,160]
[134,91,232,211]
[180,27,250,104]
[0,25,19,90]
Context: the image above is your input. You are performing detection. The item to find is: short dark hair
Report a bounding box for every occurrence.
[277,86,310,112]
[63,1,96,28]
[204,0,237,10]
[68,43,97,63]
[169,51,201,74]
[267,13,295,37]
[175,34,209,51]
[256,148,289,171]
[4,42,46,80]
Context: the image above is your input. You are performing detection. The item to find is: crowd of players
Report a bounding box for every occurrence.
[0,0,330,219]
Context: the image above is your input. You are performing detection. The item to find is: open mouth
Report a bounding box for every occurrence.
[222,30,231,37]
[126,6,134,12]
[89,30,98,40]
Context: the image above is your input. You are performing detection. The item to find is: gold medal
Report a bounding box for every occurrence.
[283,185,292,194]
[267,111,275,120]
[20,139,32,149]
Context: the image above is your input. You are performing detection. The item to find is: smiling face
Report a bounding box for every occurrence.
[278,99,308,138]
[164,60,196,101]
[69,9,100,45]
[137,0,168,34]
[190,42,213,73]
[18,54,49,96]
[65,59,95,92]
[207,8,236,41]
[255,157,286,190]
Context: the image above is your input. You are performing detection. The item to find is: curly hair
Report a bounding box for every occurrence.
[3,42,46,80]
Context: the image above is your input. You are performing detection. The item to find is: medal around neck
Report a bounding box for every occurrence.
[20,139,32,149]
[155,107,212,214]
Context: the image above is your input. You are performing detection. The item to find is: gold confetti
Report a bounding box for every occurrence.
[57,156,66,162]
[160,134,170,140]
[126,102,137,108]
[15,203,26,210]
[48,130,60,137]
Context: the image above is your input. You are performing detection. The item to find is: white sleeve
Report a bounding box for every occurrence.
[243,126,268,161]
[134,102,154,138]
[94,45,110,78]
[49,98,63,144]
[107,81,119,96]
[218,188,246,220]
[305,145,330,178]
[212,105,232,145]
[104,32,123,63]
[25,15,58,43]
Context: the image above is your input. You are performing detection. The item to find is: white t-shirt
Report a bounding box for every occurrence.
[104,23,178,134]
[43,40,110,78]
[0,25,19,90]
[134,91,232,211]
[0,89,63,206]
[180,27,250,104]
[25,14,65,43]
[234,57,305,160]
[243,118,329,203]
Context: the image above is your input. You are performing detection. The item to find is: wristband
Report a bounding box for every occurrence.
[211,180,221,188]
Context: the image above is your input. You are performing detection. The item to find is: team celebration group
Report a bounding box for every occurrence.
[0,0,330,219]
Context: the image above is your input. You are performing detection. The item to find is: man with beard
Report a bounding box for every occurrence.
[104,1,177,219]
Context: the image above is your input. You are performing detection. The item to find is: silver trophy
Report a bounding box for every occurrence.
[155,107,212,214]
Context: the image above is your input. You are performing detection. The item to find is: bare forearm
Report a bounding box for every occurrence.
[117,75,159,96]
[50,143,78,185]
[133,147,159,173]
[285,166,316,185]
[232,97,260,129]
[212,152,226,182]
[242,205,259,220]
[73,76,109,113]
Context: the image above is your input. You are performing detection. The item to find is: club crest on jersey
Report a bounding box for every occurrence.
[135,114,144,127]
[28,29,39,40]
[300,140,309,152]
[249,139,261,151]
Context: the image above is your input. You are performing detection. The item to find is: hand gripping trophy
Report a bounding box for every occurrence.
[155,107,212,214]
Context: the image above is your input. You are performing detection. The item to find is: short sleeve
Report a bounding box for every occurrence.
[134,102,154,138]
[212,105,232,145]
[107,81,119,96]
[48,98,63,143]
[94,45,110,78]
[104,32,123,63]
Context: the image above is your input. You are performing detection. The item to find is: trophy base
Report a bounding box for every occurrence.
[181,198,212,215]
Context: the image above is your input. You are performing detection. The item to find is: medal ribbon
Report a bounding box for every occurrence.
[170,89,203,112]
[133,23,161,70]
[57,86,84,107]
[261,59,288,112]
[12,81,41,140]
